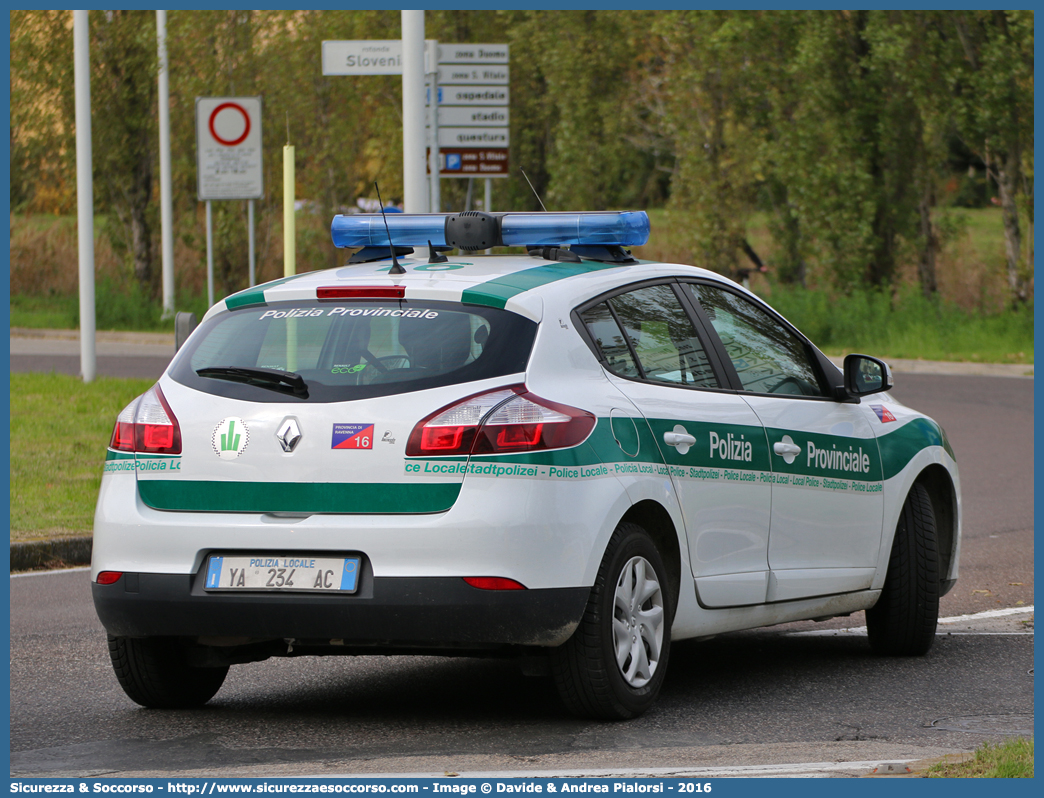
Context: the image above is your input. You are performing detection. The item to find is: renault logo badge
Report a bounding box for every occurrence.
[276,418,302,453]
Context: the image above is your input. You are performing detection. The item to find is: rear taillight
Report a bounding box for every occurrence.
[96,571,123,585]
[405,385,595,457]
[109,385,182,455]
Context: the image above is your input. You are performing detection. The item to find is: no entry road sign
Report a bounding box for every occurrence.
[196,96,263,200]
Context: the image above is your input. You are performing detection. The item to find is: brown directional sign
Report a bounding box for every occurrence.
[428,147,509,178]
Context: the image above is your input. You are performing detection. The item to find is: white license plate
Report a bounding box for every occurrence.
[204,555,360,593]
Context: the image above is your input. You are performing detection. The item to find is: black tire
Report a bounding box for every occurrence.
[108,635,229,708]
[551,522,672,720]
[866,482,940,655]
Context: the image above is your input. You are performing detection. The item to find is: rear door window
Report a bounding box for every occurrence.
[170,300,537,402]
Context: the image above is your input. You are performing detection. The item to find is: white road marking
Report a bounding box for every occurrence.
[936,606,1034,623]
[314,760,919,779]
[785,605,1033,637]
[936,631,1033,636]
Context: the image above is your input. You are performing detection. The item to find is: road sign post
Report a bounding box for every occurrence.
[428,43,510,195]
[156,11,174,318]
[425,39,441,212]
[321,39,511,210]
[74,10,95,382]
[401,12,427,212]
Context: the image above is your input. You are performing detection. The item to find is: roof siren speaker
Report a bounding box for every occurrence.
[445,211,501,252]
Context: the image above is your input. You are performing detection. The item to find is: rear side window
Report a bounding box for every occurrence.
[580,283,719,389]
[579,303,640,379]
[169,300,537,402]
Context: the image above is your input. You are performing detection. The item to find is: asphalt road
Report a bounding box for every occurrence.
[7,368,1034,778]
[888,374,1034,619]
[9,331,173,380]
[8,567,1034,778]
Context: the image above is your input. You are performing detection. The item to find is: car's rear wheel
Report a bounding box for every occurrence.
[866,482,940,655]
[108,635,229,708]
[551,522,671,720]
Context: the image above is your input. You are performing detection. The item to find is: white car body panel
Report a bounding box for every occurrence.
[94,250,961,649]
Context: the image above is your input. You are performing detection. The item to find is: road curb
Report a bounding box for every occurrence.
[826,355,1033,379]
[10,536,93,571]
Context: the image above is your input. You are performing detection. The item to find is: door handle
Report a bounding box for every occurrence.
[773,442,801,456]
[663,426,696,455]
[664,431,696,447]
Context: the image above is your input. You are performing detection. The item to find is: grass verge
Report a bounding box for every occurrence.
[10,281,212,332]
[764,285,1034,365]
[10,372,154,542]
[926,738,1034,778]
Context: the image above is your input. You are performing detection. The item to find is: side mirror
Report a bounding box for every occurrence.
[175,312,198,352]
[843,353,893,397]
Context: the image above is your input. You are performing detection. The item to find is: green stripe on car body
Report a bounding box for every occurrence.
[471,416,943,484]
[137,481,461,514]
[877,417,953,480]
[130,417,948,512]
[761,426,883,482]
[461,260,627,309]
[225,274,308,310]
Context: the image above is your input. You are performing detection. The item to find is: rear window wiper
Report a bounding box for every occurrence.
[196,366,309,398]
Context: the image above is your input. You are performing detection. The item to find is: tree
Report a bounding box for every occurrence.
[91,10,159,291]
[10,10,76,214]
[11,11,160,293]
[497,11,655,212]
[863,12,954,298]
[948,10,1033,304]
[632,11,763,278]
[10,10,1031,306]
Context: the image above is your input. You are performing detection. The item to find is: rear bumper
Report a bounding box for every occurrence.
[92,571,589,649]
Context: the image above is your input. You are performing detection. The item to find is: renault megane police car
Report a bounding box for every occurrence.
[92,210,961,719]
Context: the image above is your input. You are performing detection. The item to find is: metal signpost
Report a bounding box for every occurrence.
[74,10,95,382]
[195,96,263,305]
[428,44,509,216]
[322,38,510,214]
[425,39,441,213]
[156,11,174,319]
[321,37,430,212]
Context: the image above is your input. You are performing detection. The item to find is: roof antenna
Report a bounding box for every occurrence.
[374,182,406,275]
[520,169,547,212]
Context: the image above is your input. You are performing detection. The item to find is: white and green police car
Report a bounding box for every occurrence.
[92,210,961,719]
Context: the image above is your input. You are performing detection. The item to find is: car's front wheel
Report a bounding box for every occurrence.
[108,635,229,708]
[866,482,940,655]
[551,522,671,720]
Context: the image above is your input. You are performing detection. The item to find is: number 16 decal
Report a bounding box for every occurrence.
[331,423,374,450]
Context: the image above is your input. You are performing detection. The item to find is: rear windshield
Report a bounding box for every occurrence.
[169,299,537,402]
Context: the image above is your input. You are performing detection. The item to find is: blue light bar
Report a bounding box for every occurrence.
[330,211,650,250]
[331,214,448,248]
[500,212,649,247]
